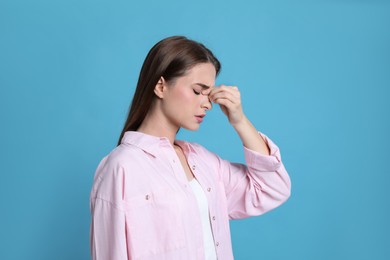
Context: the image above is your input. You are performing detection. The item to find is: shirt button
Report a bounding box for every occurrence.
[216,242,219,247]
[207,187,211,192]
[192,165,196,170]
[212,216,216,220]
[173,159,176,163]
[145,194,150,200]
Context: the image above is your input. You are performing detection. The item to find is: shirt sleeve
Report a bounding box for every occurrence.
[90,158,129,260]
[216,132,291,220]
[90,198,128,260]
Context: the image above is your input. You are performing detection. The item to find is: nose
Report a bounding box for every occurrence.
[201,95,212,110]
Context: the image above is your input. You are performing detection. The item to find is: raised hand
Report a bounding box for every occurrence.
[207,85,245,126]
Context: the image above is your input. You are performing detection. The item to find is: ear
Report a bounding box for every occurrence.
[154,77,167,99]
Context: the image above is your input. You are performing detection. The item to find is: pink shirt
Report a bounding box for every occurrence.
[90,131,291,260]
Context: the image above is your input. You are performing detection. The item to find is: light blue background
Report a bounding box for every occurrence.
[1,0,389,259]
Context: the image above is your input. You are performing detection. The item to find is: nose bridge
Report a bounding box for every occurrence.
[201,93,212,110]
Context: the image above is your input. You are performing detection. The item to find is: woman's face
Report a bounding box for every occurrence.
[161,62,216,131]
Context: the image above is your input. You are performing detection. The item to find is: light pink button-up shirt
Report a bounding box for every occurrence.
[90,131,291,260]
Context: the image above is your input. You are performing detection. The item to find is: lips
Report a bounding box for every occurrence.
[195,114,206,123]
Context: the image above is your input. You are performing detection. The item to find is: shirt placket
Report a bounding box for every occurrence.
[159,142,194,192]
[165,144,211,259]
[187,155,220,257]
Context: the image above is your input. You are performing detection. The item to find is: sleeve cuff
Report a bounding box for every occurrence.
[243,132,282,172]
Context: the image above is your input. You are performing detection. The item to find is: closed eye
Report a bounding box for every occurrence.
[193,89,201,95]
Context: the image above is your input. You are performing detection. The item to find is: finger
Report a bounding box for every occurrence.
[201,86,213,96]
[210,86,241,104]
[210,85,238,95]
[210,91,238,104]
[213,97,235,109]
[209,85,240,98]
[208,85,225,95]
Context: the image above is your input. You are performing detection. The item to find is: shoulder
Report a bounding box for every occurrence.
[91,144,148,203]
[93,143,151,185]
[96,143,149,174]
[183,141,222,162]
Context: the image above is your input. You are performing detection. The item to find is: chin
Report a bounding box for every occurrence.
[182,124,200,131]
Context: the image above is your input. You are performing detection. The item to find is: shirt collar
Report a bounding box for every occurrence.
[121,131,195,157]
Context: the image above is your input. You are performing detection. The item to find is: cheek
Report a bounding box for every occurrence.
[173,90,196,106]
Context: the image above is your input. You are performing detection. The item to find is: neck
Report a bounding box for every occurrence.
[137,107,178,145]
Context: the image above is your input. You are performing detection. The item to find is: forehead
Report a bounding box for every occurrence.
[182,63,216,85]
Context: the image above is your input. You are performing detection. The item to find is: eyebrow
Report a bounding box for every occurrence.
[194,83,211,89]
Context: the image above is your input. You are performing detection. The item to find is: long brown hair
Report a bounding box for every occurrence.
[117,36,221,145]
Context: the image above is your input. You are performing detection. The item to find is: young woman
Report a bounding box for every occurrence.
[90,36,291,260]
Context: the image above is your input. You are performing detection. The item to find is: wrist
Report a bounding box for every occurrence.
[231,115,249,131]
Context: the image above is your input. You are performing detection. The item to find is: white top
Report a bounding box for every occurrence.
[189,178,218,260]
